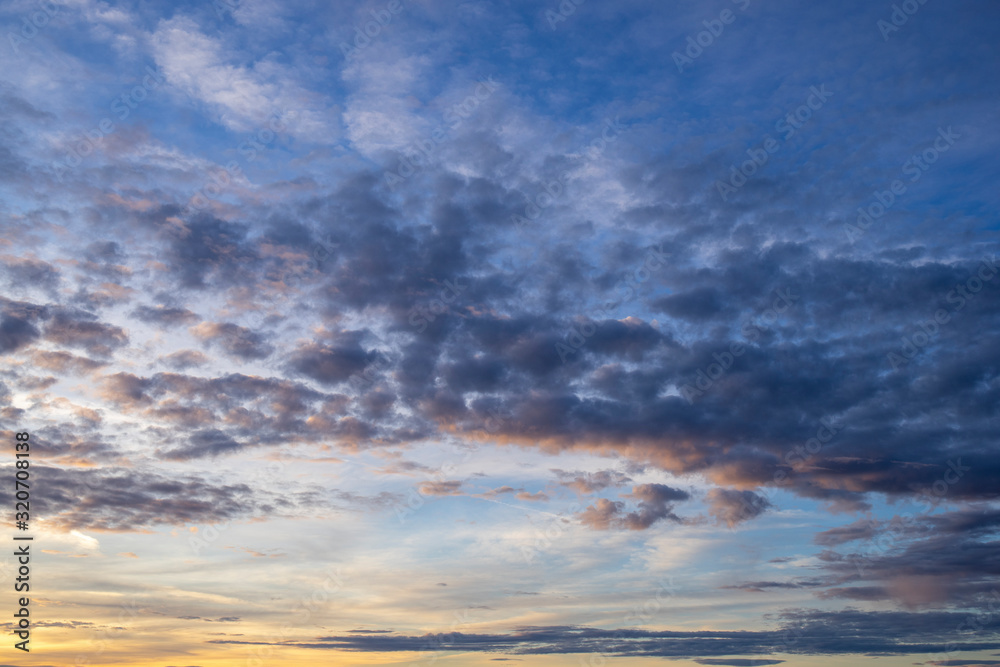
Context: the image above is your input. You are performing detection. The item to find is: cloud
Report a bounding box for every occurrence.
[0,313,41,352]
[619,483,690,530]
[578,498,625,530]
[481,486,549,502]
[483,486,518,497]
[150,15,333,138]
[0,298,45,353]
[0,466,277,532]
[161,350,209,369]
[30,350,107,374]
[155,214,257,289]
[706,489,772,528]
[694,661,784,666]
[720,580,825,594]
[1,256,60,292]
[288,337,378,387]
[131,305,199,327]
[4,4,1000,661]
[93,371,388,458]
[577,484,688,531]
[207,608,1000,657]
[191,321,274,360]
[418,481,463,496]
[160,428,244,460]
[554,469,632,494]
[44,308,128,357]
[813,509,1000,607]
[814,518,880,546]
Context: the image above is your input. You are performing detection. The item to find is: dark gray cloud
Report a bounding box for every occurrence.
[207,607,1000,657]
[32,181,1000,532]
[620,483,690,530]
[44,307,128,356]
[7,144,1000,543]
[0,297,46,353]
[813,509,1000,608]
[814,518,880,546]
[706,489,772,528]
[577,484,689,531]
[1,257,60,292]
[95,370,425,459]
[720,580,824,594]
[0,312,40,352]
[1,298,127,358]
[287,336,378,386]
[30,350,107,374]
[131,305,199,327]
[160,429,245,461]
[0,466,274,531]
[192,322,274,360]
[157,214,257,289]
[161,350,209,369]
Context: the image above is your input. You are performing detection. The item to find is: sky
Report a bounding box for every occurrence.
[0,0,999,665]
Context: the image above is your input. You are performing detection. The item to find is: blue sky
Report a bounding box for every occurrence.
[1,0,1000,665]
